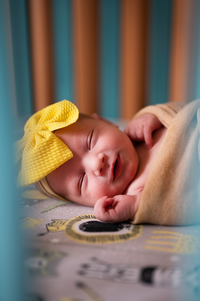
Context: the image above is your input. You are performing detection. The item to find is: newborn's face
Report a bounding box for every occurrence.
[47,115,139,207]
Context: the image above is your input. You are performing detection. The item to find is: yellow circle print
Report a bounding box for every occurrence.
[65,214,143,244]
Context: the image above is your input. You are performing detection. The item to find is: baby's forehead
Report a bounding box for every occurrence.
[54,115,88,135]
[54,114,107,141]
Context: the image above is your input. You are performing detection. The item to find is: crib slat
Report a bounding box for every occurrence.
[192,0,200,100]
[72,0,98,115]
[120,0,148,119]
[168,0,194,103]
[28,0,55,112]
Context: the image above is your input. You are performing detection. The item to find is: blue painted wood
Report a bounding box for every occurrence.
[9,0,33,116]
[51,0,74,104]
[0,1,24,300]
[99,0,120,118]
[147,0,172,105]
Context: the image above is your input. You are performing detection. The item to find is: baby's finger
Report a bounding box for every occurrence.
[143,128,153,148]
[125,126,143,142]
[135,125,145,141]
[124,126,134,138]
[94,197,114,222]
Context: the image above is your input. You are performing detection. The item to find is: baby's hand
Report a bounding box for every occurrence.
[124,113,163,148]
[94,194,140,223]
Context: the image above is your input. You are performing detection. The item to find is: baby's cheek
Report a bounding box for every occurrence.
[90,183,110,200]
[93,184,120,201]
[92,188,107,200]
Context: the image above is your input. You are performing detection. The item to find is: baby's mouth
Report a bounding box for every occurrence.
[113,154,122,181]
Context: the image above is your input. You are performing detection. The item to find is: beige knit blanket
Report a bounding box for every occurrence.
[132,99,200,226]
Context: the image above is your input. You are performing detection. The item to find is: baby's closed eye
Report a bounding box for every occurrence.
[78,172,86,194]
[87,129,94,150]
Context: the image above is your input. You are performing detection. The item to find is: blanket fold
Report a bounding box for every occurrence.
[132,99,200,226]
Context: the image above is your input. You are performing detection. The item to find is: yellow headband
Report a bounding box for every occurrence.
[15,100,79,187]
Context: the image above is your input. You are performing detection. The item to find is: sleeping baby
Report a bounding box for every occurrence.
[15,99,200,226]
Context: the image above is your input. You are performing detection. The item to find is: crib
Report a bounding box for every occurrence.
[1,1,200,300]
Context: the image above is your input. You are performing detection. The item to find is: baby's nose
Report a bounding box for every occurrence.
[93,153,105,176]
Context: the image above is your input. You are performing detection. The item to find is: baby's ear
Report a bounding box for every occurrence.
[91,113,119,128]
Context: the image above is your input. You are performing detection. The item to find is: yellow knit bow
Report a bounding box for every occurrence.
[15,100,79,187]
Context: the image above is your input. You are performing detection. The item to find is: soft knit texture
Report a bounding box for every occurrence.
[132,99,200,226]
[15,100,79,187]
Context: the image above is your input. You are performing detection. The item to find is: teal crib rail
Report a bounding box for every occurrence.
[0,1,24,300]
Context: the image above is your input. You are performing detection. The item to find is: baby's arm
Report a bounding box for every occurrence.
[94,193,142,223]
[124,113,163,148]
